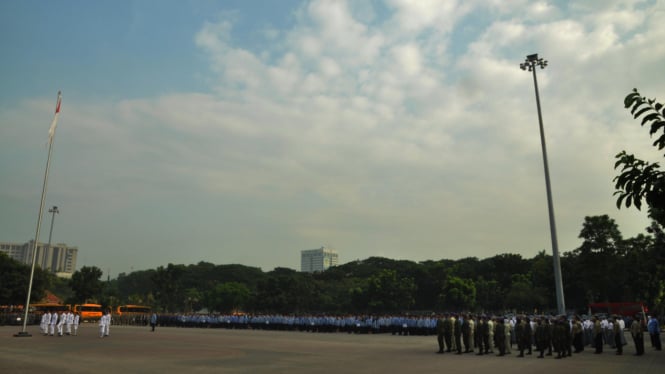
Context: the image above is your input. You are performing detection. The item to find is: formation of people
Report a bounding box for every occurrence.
[39,310,80,336]
[433,313,661,359]
[31,308,664,355]
[38,309,114,338]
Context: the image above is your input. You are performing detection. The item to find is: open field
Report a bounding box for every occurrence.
[1,325,664,373]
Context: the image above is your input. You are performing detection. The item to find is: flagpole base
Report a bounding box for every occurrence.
[13,331,32,337]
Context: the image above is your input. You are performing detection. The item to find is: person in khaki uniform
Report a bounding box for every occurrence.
[435,314,446,354]
[494,317,506,356]
[572,316,584,353]
[593,315,603,354]
[614,316,623,355]
[631,314,645,356]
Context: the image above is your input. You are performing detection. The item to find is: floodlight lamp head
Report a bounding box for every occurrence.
[520,63,527,71]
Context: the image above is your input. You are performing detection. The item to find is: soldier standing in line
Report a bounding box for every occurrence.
[572,316,584,353]
[563,316,572,357]
[495,318,506,356]
[462,314,472,353]
[475,316,484,355]
[515,317,525,357]
[443,314,453,352]
[481,315,491,354]
[593,315,603,354]
[504,318,512,355]
[454,314,463,354]
[487,316,495,354]
[524,317,533,355]
[553,316,566,359]
[614,316,623,355]
[631,314,645,356]
[436,314,446,354]
[467,315,478,352]
[534,317,546,358]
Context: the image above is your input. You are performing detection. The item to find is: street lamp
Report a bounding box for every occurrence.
[520,54,566,315]
[46,206,59,261]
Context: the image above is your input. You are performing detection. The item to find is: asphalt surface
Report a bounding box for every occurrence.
[1,325,664,373]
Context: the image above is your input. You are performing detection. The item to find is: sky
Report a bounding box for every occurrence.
[1,0,664,278]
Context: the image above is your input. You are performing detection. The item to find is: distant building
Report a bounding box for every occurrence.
[0,240,78,276]
[301,246,338,273]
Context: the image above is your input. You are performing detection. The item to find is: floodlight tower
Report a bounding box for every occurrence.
[520,54,565,315]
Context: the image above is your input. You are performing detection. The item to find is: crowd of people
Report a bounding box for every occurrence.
[19,308,665,357]
[145,311,662,358]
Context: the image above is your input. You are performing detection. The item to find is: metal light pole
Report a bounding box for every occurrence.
[519,54,566,315]
[46,206,59,266]
[15,91,61,337]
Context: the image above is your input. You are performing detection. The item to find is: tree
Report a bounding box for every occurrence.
[572,215,625,303]
[151,263,185,312]
[441,276,476,311]
[365,269,416,313]
[615,89,665,225]
[0,253,47,305]
[205,282,251,313]
[505,273,546,313]
[69,266,103,303]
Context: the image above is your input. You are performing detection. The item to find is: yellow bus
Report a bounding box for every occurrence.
[113,305,151,325]
[30,303,71,313]
[73,303,103,321]
[115,305,151,316]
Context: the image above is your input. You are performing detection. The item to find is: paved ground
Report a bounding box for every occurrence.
[1,324,664,373]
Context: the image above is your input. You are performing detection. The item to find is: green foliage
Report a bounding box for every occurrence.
[151,263,185,312]
[615,89,665,225]
[365,269,416,313]
[205,282,251,313]
[69,265,103,303]
[8,214,665,315]
[0,253,47,305]
[441,276,476,311]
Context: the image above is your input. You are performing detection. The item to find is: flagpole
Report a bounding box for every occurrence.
[15,91,61,337]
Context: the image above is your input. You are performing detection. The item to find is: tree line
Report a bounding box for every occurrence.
[3,212,661,316]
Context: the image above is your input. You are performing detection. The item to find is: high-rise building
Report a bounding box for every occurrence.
[301,246,338,273]
[0,240,78,276]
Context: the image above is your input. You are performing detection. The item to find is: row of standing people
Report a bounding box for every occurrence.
[39,311,80,336]
[435,313,661,359]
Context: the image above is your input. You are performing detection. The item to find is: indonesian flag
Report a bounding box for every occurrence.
[47,91,62,143]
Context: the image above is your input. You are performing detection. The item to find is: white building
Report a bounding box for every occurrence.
[0,240,78,276]
[301,246,338,273]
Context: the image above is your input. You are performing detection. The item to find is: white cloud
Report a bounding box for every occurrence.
[3,0,665,272]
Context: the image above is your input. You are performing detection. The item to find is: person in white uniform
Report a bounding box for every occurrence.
[49,310,57,336]
[56,311,66,336]
[99,312,107,338]
[104,310,111,337]
[40,311,51,335]
[65,311,74,335]
[73,312,80,336]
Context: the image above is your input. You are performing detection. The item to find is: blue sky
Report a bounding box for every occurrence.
[1,0,664,277]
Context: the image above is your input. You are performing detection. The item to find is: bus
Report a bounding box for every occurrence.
[588,302,648,318]
[73,303,103,321]
[30,303,71,313]
[114,305,151,325]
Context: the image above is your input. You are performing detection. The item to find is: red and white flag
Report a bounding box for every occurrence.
[48,91,62,143]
